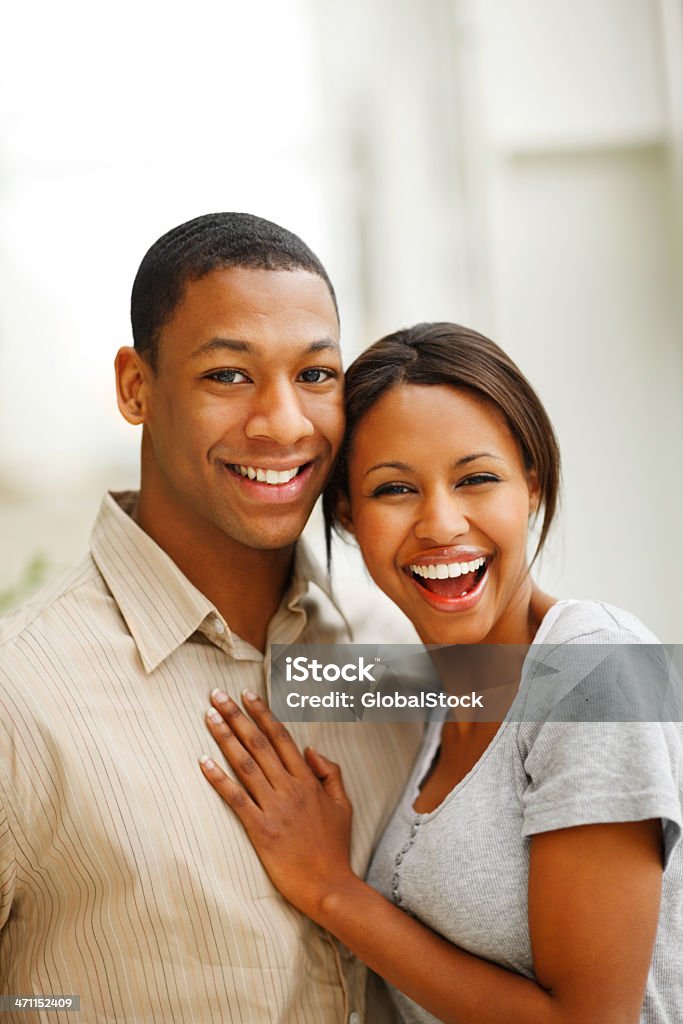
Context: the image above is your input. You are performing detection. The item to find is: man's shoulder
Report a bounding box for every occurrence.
[0,553,107,652]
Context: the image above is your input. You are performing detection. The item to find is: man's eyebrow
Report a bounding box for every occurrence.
[364,453,503,478]
[190,337,340,360]
[305,338,341,354]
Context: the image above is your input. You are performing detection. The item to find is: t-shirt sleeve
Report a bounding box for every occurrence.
[0,796,16,930]
[519,720,682,869]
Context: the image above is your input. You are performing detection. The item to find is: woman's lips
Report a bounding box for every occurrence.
[404,557,491,612]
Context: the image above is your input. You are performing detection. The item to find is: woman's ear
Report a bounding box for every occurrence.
[337,493,355,536]
[527,469,541,519]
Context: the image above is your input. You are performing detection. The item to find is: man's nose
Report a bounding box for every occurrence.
[244,382,315,447]
[413,492,470,545]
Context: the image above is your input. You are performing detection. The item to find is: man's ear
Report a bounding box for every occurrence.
[115,347,152,425]
[336,492,355,536]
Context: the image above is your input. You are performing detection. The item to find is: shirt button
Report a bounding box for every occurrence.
[214,619,225,634]
[349,1014,361,1024]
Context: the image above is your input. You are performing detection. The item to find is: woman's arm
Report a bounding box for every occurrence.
[200,690,663,1024]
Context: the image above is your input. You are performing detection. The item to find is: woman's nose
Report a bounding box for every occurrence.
[413,493,469,545]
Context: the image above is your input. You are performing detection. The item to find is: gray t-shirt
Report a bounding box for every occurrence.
[366,601,683,1023]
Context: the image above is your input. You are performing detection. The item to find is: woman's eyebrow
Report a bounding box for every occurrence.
[455,452,503,466]
[364,453,503,478]
[364,461,414,478]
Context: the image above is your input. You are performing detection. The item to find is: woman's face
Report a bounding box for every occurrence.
[344,384,540,646]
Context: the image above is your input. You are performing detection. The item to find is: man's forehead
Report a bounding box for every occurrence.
[176,265,335,319]
[185,264,335,307]
[155,266,340,365]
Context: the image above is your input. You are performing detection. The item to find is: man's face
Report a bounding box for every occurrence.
[134,266,344,552]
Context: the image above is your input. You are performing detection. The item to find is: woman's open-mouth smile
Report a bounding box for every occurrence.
[403,553,491,612]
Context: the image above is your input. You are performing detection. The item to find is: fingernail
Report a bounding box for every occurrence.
[199,755,216,769]
[211,689,229,704]
[206,708,222,724]
[242,689,259,702]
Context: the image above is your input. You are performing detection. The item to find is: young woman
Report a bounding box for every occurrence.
[199,323,681,1024]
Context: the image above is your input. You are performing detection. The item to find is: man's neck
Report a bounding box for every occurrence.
[133,489,295,653]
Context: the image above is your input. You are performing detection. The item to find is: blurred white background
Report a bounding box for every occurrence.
[1,0,682,640]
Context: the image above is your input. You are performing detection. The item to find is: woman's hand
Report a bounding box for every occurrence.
[199,693,663,1024]
[200,689,356,921]
[200,691,663,1024]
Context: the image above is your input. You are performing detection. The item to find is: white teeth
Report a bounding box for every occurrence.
[408,556,486,580]
[231,464,301,485]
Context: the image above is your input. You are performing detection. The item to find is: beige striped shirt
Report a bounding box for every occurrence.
[0,492,420,1024]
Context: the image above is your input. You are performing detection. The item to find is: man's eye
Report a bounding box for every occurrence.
[459,474,500,486]
[206,369,251,384]
[298,367,337,384]
[371,483,414,497]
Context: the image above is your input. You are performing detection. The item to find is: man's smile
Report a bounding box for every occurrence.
[221,459,317,503]
[228,463,305,484]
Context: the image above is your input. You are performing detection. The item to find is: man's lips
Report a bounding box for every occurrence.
[221,460,316,504]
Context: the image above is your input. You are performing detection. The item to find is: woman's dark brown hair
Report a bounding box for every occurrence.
[323,322,561,566]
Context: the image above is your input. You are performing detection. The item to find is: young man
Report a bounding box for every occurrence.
[0,214,419,1023]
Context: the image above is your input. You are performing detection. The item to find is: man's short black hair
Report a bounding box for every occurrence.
[131,212,338,368]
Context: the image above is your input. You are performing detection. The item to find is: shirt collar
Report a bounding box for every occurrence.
[90,491,347,672]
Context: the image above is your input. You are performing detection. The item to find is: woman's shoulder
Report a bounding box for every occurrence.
[523,600,679,739]
[534,598,661,646]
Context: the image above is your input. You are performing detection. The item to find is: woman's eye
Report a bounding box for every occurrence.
[206,369,251,384]
[459,473,500,486]
[298,367,337,384]
[371,483,414,497]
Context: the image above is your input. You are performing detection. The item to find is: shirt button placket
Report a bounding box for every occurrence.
[391,816,422,909]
